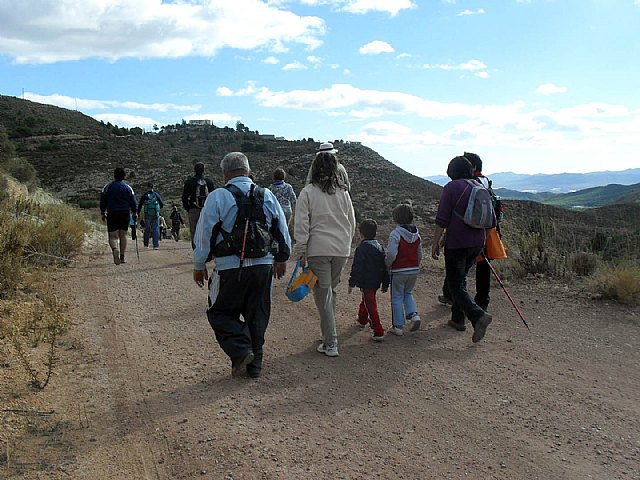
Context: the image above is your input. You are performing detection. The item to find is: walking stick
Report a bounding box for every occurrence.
[484,257,530,331]
[133,223,140,262]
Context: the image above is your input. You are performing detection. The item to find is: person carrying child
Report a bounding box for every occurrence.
[385,203,423,335]
[348,219,390,342]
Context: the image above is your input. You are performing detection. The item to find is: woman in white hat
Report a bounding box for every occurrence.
[306,142,351,191]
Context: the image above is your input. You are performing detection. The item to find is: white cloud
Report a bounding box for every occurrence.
[262,56,280,64]
[536,83,568,95]
[421,59,487,72]
[93,113,158,128]
[359,40,395,55]
[0,0,326,64]
[475,71,490,79]
[457,8,485,16]
[300,0,415,16]
[307,55,321,64]
[282,60,308,70]
[24,92,200,113]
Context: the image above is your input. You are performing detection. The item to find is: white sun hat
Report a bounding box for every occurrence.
[316,142,338,154]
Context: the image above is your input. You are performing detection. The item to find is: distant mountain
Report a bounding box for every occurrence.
[542,183,640,209]
[425,169,640,193]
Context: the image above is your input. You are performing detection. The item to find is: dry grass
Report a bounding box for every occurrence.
[588,264,640,305]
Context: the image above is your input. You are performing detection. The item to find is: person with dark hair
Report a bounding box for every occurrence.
[431,156,495,343]
[348,219,389,342]
[295,150,356,357]
[270,167,297,226]
[439,152,503,313]
[385,203,423,335]
[182,162,216,248]
[137,182,165,250]
[192,152,291,379]
[99,167,138,265]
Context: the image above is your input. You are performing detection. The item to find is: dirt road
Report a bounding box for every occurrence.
[4,239,640,479]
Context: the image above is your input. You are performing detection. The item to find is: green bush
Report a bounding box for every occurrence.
[1,156,38,186]
[569,252,599,276]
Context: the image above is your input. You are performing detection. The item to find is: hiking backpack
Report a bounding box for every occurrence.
[143,192,160,216]
[195,178,209,208]
[208,184,273,262]
[454,179,496,229]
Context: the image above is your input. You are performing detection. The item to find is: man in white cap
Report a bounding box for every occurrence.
[306,142,351,191]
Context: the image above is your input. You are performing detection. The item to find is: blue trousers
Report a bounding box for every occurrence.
[143,214,160,248]
[390,272,418,328]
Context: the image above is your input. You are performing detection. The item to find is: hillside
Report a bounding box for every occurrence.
[0,95,442,224]
[2,94,640,263]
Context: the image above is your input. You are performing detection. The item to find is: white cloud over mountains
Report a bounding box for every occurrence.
[359,41,395,55]
[0,0,326,64]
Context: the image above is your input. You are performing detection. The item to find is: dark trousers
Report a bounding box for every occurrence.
[356,288,384,337]
[442,256,491,311]
[444,247,487,327]
[206,264,272,372]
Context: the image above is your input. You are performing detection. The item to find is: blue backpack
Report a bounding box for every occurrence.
[144,192,160,216]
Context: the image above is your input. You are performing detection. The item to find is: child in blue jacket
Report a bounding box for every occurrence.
[348,219,390,341]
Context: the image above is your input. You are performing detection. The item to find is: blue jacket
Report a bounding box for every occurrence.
[100,180,137,214]
[193,176,292,271]
[349,240,390,290]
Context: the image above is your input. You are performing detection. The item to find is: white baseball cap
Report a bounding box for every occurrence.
[317,142,338,154]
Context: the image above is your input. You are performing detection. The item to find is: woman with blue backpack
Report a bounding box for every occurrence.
[137,182,165,250]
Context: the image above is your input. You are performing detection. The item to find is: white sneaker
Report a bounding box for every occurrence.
[389,326,404,336]
[325,343,339,357]
[372,333,385,342]
[316,343,327,353]
[409,314,421,332]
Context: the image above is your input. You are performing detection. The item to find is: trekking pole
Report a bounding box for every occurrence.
[237,217,249,281]
[484,258,530,331]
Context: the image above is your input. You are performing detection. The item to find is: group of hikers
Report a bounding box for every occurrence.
[100,142,504,378]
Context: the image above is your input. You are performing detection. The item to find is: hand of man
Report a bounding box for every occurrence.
[273,262,287,279]
[298,254,306,268]
[193,268,208,288]
[431,242,440,260]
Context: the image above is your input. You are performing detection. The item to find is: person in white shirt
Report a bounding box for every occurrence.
[295,150,356,358]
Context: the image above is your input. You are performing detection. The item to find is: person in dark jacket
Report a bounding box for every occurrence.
[137,183,165,250]
[169,205,185,241]
[182,162,216,248]
[348,219,390,342]
[431,156,495,343]
[100,167,137,265]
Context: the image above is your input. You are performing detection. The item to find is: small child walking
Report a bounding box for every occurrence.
[385,203,422,335]
[348,219,390,341]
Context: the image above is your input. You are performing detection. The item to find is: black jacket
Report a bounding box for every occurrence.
[349,240,390,290]
[182,175,215,211]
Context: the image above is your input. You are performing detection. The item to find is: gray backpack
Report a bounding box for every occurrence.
[455,179,496,229]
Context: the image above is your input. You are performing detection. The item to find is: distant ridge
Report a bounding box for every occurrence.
[425,169,640,194]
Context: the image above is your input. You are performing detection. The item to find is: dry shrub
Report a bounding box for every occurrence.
[588,264,640,305]
[569,252,599,276]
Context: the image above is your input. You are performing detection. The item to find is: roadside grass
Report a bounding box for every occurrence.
[0,173,88,389]
[587,264,640,305]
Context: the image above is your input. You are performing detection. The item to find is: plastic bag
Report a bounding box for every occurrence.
[286,259,318,302]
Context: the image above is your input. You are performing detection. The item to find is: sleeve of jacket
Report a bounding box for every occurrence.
[349,244,365,288]
[287,184,297,205]
[347,195,356,240]
[385,229,399,268]
[380,246,390,289]
[127,185,137,213]
[192,190,225,270]
[99,183,108,214]
[137,193,146,215]
[206,177,216,192]
[264,189,291,263]
[293,188,310,256]
[417,234,423,264]
[157,192,165,209]
[181,179,190,211]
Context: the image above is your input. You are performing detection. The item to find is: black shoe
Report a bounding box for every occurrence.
[472,314,493,343]
[438,295,453,306]
[247,367,262,379]
[447,319,466,332]
[231,351,255,377]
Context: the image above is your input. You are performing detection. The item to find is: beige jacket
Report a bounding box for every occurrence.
[294,184,356,258]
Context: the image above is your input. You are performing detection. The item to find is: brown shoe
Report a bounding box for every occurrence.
[472,314,493,343]
[447,319,466,332]
[231,351,255,377]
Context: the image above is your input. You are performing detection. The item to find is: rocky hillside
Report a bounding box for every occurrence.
[0,95,442,225]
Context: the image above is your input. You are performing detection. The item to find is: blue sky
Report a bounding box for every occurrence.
[1,0,639,177]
